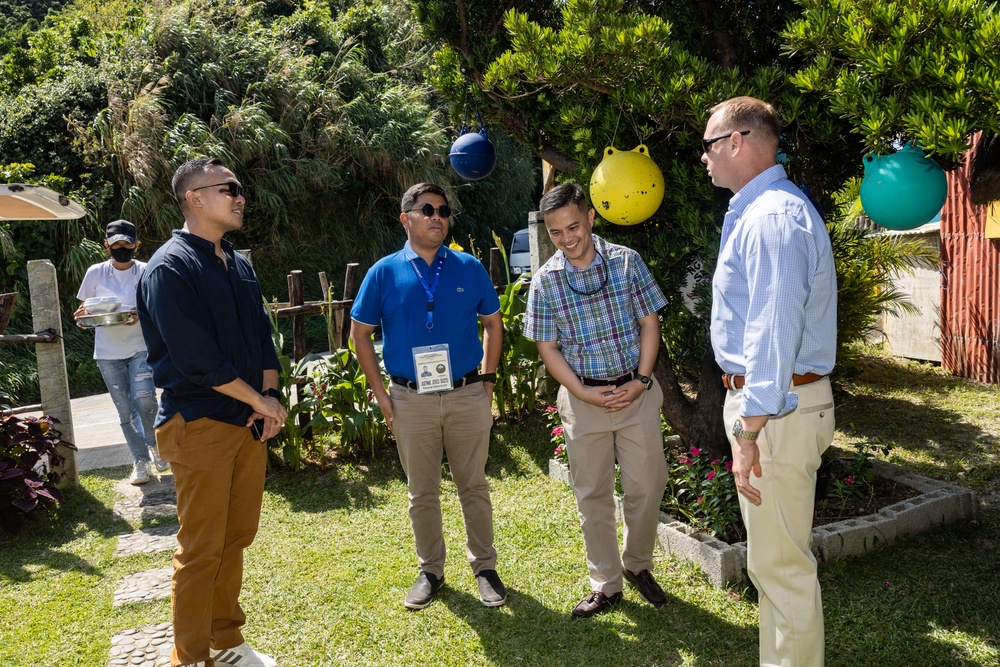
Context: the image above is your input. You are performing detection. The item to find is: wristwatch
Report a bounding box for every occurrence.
[262,388,281,400]
[732,419,760,441]
[635,373,653,391]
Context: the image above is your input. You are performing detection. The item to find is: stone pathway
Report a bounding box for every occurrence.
[109,474,179,666]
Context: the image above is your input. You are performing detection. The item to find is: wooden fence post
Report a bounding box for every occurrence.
[340,263,359,348]
[489,247,505,287]
[27,259,77,487]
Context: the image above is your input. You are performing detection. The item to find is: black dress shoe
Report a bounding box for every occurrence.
[404,571,444,609]
[623,568,668,606]
[571,590,622,618]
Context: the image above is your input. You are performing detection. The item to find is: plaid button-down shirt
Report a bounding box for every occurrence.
[524,235,666,379]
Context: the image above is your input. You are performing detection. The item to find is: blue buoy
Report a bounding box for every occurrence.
[449,127,497,181]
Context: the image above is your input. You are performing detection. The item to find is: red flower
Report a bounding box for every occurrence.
[710,458,720,465]
[707,471,716,481]
[690,447,701,457]
[697,496,704,503]
[724,460,733,472]
[679,456,691,465]
[845,476,854,485]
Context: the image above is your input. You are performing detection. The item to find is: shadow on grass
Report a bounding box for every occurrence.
[834,355,1000,491]
[0,467,132,582]
[264,450,407,514]
[822,517,1000,666]
[442,585,759,667]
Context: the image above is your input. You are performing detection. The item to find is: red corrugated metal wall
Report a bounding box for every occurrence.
[940,132,1000,384]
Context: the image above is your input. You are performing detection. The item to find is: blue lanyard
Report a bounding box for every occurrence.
[409,254,445,332]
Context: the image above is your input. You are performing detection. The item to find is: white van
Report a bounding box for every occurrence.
[509,228,530,280]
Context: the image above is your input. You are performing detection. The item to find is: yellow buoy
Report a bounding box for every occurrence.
[589,144,664,225]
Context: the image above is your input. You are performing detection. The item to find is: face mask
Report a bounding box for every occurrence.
[110,246,136,263]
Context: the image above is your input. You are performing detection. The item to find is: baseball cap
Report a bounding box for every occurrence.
[106,220,137,245]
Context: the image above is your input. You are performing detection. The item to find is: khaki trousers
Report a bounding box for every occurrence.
[156,413,265,667]
[389,381,496,577]
[557,379,668,594]
[724,378,835,667]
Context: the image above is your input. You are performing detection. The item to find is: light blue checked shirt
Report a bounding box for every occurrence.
[711,165,837,417]
[525,235,667,379]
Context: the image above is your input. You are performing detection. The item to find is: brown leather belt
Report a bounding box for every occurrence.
[721,372,825,391]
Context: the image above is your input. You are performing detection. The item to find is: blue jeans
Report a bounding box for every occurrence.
[97,352,158,463]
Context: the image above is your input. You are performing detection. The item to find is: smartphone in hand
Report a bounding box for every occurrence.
[250,419,265,441]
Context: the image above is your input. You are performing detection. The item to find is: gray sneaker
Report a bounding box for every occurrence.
[129,460,150,485]
[475,569,507,607]
[149,446,170,473]
[404,571,443,609]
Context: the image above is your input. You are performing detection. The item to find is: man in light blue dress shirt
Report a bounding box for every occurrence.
[702,96,837,667]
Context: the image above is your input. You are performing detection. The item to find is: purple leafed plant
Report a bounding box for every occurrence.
[0,414,76,535]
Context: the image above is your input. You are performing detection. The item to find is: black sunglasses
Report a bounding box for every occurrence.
[190,182,245,199]
[703,130,751,150]
[405,203,452,219]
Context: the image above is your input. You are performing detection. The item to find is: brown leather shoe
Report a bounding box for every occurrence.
[571,590,622,618]
[624,568,668,606]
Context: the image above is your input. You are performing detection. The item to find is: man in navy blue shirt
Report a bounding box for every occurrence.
[350,183,506,610]
[137,157,287,667]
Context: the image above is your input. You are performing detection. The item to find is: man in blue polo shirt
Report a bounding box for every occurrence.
[350,182,506,610]
[137,157,287,667]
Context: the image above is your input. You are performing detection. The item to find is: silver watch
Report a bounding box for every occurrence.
[732,419,760,441]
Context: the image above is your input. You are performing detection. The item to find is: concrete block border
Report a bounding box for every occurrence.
[548,458,978,589]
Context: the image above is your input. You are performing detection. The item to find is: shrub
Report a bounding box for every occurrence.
[0,413,75,535]
[662,445,743,542]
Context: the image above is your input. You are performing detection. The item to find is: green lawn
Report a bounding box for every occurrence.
[2,353,998,666]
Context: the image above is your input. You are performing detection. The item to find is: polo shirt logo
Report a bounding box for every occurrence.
[457,287,465,292]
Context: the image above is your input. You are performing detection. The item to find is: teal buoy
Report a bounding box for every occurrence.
[860,143,947,230]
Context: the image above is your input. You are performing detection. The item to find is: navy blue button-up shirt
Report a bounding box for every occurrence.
[137,229,280,427]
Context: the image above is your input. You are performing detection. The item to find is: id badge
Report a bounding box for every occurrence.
[413,344,453,394]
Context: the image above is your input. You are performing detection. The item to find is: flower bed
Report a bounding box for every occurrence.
[548,458,978,589]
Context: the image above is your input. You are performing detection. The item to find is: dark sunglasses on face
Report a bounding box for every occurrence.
[702,130,751,150]
[405,203,452,219]
[190,182,245,199]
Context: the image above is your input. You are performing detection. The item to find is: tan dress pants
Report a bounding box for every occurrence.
[156,413,265,667]
[557,378,668,594]
[389,381,497,577]
[724,377,835,667]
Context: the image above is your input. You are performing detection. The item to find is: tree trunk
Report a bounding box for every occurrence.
[654,339,730,460]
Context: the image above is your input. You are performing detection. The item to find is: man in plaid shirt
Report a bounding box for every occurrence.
[524,182,670,618]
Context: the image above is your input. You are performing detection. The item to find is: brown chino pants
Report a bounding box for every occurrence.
[156,413,265,667]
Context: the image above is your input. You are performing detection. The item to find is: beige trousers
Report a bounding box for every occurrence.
[156,413,265,667]
[389,381,497,577]
[724,378,835,667]
[557,379,668,594]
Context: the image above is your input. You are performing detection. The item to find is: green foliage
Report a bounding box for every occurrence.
[545,405,567,461]
[302,347,392,460]
[826,178,939,372]
[783,0,1000,160]
[818,439,893,516]
[490,275,543,419]
[662,444,742,541]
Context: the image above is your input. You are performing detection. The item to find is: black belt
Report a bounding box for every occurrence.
[389,371,495,390]
[578,369,636,388]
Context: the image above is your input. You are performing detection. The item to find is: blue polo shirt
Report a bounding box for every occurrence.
[351,242,501,383]
[137,230,280,427]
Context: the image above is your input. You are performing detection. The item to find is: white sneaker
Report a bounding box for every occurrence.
[149,446,170,473]
[129,460,150,485]
[210,642,277,667]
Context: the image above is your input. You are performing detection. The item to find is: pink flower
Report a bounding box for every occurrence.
[679,456,691,465]
[545,406,557,413]
[711,458,720,465]
[697,496,704,503]
[551,427,564,437]
[707,471,716,481]
[554,444,564,456]
[724,461,733,472]
[845,476,854,485]
[690,447,701,457]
